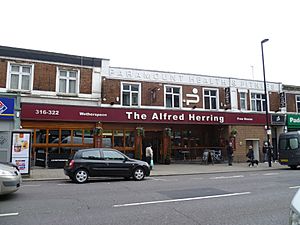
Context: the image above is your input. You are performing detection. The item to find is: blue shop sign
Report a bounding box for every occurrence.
[0,97,14,120]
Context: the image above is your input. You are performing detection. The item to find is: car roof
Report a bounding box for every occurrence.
[77,148,118,152]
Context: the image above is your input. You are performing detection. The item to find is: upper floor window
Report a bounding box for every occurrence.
[57,68,79,94]
[204,89,218,110]
[239,92,247,110]
[7,63,33,91]
[165,86,181,108]
[251,93,266,111]
[121,82,140,106]
[296,95,300,113]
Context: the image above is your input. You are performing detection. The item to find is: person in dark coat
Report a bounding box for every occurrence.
[246,145,258,167]
[226,142,233,166]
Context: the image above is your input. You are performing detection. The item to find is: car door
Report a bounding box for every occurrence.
[101,149,132,177]
[81,149,107,176]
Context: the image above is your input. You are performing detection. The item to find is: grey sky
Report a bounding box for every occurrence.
[1,0,299,85]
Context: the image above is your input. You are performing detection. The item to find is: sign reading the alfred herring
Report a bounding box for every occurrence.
[21,103,268,125]
[287,114,300,128]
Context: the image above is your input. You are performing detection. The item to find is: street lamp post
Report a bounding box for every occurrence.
[261,38,272,167]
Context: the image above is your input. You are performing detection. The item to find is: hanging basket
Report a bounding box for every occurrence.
[136,127,145,137]
[164,128,172,137]
[230,128,238,137]
[93,127,103,136]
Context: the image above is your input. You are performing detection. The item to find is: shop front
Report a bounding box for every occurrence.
[287,114,300,132]
[21,103,268,167]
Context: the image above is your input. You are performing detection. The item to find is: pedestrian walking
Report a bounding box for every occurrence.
[226,141,233,166]
[246,145,258,167]
[262,142,268,162]
[145,144,153,170]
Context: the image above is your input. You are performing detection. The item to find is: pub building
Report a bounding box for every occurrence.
[0,45,288,168]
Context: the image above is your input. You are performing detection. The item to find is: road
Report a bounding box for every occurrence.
[0,169,299,225]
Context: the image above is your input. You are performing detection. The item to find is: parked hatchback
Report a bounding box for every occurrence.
[0,162,21,195]
[64,148,150,183]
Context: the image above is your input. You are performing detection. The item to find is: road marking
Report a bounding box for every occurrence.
[22,184,41,187]
[0,213,19,217]
[149,178,178,182]
[210,175,244,179]
[149,178,168,181]
[113,192,251,208]
[263,173,280,176]
[289,186,300,189]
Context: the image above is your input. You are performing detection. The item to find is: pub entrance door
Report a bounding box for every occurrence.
[143,131,162,163]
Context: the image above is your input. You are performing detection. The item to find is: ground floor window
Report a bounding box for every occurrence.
[170,126,225,161]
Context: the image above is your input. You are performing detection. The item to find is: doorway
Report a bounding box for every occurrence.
[143,131,162,163]
[246,139,260,161]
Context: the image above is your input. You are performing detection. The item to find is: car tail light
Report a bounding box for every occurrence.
[69,160,75,169]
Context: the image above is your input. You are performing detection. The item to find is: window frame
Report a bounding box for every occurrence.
[121,82,141,107]
[296,95,300,113]
[203,88,219,110]
[239,91,247,111]
[250,92,267,112]
[164,85,182,108]
[56,67,80,95]
[6,62,34,92]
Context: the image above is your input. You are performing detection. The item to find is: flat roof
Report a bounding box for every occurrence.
[0,45,106,67]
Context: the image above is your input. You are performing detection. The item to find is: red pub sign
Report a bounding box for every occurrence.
[21,103,268,125]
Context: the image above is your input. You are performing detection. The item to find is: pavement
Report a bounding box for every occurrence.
[22,161,287,182]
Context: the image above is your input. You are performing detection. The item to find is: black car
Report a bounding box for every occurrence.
[64,148,150,183]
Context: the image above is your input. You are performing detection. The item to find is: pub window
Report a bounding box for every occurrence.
[84,129,94,144]
[102,130,112,147]
[48,130,59,144]
[125,131,135,147]
[165,85,181,108]
[203,89,218,110]
[61,129,72,144]
[239,92,247,110]
[7,62,33,91]
[296,95,300,113]
[121,82,140,107]
[251,93,266,112]
[172,131,182,147]
[36,129,47,144]
[114,130,124,147]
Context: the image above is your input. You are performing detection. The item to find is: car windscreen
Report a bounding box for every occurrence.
[279,136,299,150]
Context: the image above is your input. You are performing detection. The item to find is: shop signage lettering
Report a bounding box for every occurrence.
[21,103,267,125]
[109,68,281,91]
[287,114,300,128]
[126,112,225,123]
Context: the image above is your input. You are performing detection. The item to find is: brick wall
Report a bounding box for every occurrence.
[0,60,7,88]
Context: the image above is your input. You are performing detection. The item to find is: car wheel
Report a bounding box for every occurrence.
[290,165,298,170]
[133,167,145,181]
[75,169,89,183]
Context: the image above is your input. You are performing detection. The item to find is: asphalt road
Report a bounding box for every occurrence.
[1,169,299,225]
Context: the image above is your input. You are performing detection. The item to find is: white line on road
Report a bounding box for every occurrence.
[263,173,280,176]
[191,178,204,180]
[113,192,251,208]
[0,212,19,217]
[289,186,300,189]
[149,178,178,182]
[210,175,244,179]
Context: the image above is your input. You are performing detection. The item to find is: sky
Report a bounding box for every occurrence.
[1,0,299,85]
